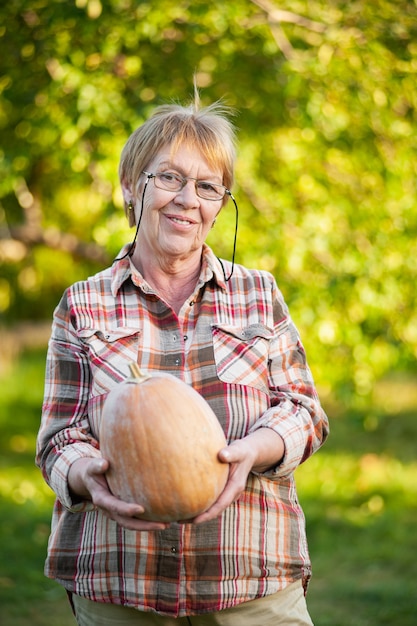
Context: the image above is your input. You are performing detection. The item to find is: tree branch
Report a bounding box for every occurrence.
[250,0,326,59]
[250,0,326,32]
[3,224,110,265]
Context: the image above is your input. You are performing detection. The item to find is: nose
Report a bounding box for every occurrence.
[174,179,200,208]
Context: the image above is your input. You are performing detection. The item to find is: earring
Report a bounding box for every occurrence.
[128,200,134,211]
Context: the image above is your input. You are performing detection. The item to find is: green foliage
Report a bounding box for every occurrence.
[1,349,417,624]
[1,0,416,405]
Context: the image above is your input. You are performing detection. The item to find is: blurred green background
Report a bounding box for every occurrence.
[1,1,416,623]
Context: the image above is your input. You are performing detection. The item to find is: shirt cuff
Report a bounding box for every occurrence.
[49,443,102,512]
[249,402,313,478]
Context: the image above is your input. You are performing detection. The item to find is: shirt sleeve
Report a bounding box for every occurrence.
[249,278,329,478]
[35,290,101,512]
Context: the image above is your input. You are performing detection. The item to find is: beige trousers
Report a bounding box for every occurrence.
[72,580,314,625]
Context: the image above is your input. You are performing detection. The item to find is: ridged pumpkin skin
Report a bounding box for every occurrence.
[100,365,229,522]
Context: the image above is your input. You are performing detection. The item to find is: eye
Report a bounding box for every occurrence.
[198,181,218,193]
[159,171,180,183]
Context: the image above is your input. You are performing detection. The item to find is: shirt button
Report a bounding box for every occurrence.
[175,358,181,366]
[183,335,188,341]
[170,546,177,553]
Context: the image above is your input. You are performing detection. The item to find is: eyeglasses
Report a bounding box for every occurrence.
[116,169,238,281]
[142,170,230,201]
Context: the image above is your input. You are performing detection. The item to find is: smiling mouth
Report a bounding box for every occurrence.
[169,216,195,226]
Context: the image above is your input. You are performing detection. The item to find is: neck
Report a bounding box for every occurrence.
[131,248,202,313]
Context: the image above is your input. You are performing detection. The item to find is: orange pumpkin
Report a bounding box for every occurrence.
[100,363,229,522]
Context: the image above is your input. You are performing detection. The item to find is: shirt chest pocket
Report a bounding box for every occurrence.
[211,323,274,394]
[77,327,141,372]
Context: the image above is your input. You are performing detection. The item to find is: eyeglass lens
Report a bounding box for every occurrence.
[153,172,225,200]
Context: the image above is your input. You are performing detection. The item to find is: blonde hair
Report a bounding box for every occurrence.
[119,95,237,223]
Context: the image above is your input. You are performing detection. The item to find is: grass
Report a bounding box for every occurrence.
[296,396,417,625]
[0,348,74,625]
[0,348,416,625]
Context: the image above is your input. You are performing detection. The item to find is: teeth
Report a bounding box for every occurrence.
[171,217,191,225]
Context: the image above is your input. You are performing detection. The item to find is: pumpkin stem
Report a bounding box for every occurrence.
[129,362,151,383]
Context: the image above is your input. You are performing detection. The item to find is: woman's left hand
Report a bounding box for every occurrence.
[191,428,284,524]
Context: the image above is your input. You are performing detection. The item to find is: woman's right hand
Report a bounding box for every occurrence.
[68,457,170,531]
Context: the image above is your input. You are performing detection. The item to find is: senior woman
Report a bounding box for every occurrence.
[36,96,329,626]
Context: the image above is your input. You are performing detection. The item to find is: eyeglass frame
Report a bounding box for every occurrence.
[142,170,231,201]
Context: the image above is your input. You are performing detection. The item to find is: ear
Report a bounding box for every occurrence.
[121,180,133,206]
[121,180,136,228]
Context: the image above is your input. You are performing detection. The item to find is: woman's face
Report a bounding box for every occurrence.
[127,144,224,265]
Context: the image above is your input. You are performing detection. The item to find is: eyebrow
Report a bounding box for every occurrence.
[157,160,223,183]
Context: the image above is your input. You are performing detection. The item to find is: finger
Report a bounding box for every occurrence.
[95,492,144,518]
[99,498,171,531]
[192,463,250,524]
[218,447,234,463]
[218,441,247,465]
[112,515,170,532]
[88,458,109,476]
[192,503,224,525]
[192,486,239,524]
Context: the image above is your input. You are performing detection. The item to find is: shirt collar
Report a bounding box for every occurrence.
[110,243,227,297]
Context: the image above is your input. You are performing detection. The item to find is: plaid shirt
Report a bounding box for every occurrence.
[36,244,329,617]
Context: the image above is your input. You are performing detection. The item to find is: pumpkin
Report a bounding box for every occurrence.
[100,363,229,522]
